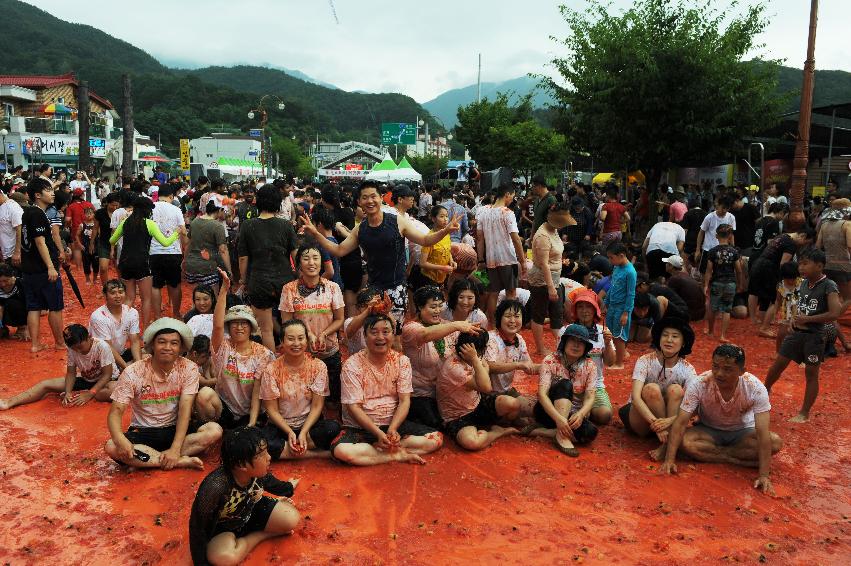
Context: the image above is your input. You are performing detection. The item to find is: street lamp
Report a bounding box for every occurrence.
[248,95,286,177]
[418,118,429,157]
[0,128,7,174]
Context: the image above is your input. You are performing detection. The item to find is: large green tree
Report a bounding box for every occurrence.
[454,93,534,170]
[487,121,568,186]
[542,0,786,197]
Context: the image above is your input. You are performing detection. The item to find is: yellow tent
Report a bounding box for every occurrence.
[592,171,646,185]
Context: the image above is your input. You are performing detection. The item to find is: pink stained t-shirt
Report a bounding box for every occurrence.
[628,352,697,402]
[538,354,597,412]
[67,337,119,381]
[436,354,481,423]
[483,331,530,393]
[110,357,199,428]
[212,339,276,417]
[401,321,456,398]
[279,278,345,356]
[681,371,771,431]
[476,205,520,268]
[259,356,329,430]
[88,304,140,351]
[340,350,413,428]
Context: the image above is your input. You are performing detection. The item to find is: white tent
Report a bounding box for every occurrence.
[365,154,422,182]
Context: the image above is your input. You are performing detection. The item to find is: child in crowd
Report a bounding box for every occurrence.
[343,286,382,356]
[418,205,456,289]
[0,324,118,410]
[188,334,215,388]
[660,344,783,495]
[771,261,802,352]
[764,248,842,423]
[189,426,300,566]
[704,224,742,342]
[603,243,636,368]
[75,206,97,284]
[568,290,614,425]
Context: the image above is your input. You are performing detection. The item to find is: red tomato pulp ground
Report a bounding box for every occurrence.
[0,280,849,565]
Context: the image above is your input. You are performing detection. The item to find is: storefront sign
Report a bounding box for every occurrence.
[318,168,368,178]
[179,138,190,170]
[23,135,108,158]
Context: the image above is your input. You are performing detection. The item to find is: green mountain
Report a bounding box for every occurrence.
[422,76,556,128]
[0,0,433,154]
[775,65,851,111]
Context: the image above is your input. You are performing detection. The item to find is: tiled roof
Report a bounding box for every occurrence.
[0,72,114,109]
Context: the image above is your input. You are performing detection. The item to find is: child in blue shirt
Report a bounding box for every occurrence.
[604,243,636,369]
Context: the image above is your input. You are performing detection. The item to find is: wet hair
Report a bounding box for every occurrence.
[567,261,590,282]
[295,241,323,267]
[796,227,817,242]
[768,202,788,215]
[205,200,221,215]
[356,286,381,308]
[281,318,309,338]
[635,271,650,288]
[102,278,126,294]
[413,286,445,312]
[221,426,268,471]
[193,285,216,309]
[779,261,799,279]
[311,206,336,230]
[634,292,651,309]
[798,246,826,266]
[495,299,525,328]
[355,180,380,200]
[715,223,734,237]
[715,196,733,210]
[448,279,481,310]
[118,189,135,208]
[363,313,394,333]
[321,186,340,207]
[548,200,571,215]
[606,242,627,256]
[255,184,283,213]
[0,264,16,278]
[429,204,447,220]
[712,344,745,367]
[494,183,515,198]
[454,327,489,356]
[190,334,210,354]
[26,177,52,202]
[62,323,89,347]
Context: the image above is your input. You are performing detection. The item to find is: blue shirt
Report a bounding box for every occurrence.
[604,262,637,311]
[321,235,343,288]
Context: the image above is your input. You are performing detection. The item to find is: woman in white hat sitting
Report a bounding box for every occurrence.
[194,269,276,429]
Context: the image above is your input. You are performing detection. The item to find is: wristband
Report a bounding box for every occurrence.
[89,388,98,395]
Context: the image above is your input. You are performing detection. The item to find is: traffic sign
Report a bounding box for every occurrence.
[249,129,263,138]
[381,123,416,145]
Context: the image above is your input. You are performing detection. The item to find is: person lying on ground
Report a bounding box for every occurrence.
[402,285,483,430]
[620,316,697,447]
[259,319,341,460]
[482,299,539,418]
[195,269,275,429]
[0,324,117,410]
[764,247,842,423]
[88,279,142,373]
[189,426,300,566]
[331,314,443,466]
[104,317,222,470]
[566,289,614,425]
[527,324,600,457]
[659,344,783,495]
[437,330,521,451]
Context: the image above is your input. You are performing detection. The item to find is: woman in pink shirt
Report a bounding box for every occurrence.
[260,319,342,459]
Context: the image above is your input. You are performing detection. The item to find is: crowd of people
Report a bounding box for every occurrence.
[0,164,848,565]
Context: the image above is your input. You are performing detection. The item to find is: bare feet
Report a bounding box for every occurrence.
[758,329,777,338]
[608,364,625,370]
[491,425,519,439]
[0,399,10,410]
[176,456,205,470]
[54,344,66,351]
[392,450,426,465]
[30,343,48,353]
[789,413,809,423]
[649,445,666,462]
[719,336,730,343]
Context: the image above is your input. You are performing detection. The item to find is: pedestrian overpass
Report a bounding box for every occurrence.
[312,141,385,169]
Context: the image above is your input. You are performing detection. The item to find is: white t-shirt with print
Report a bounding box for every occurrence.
[0,199,24,260]
[700,211,737,251]
[67,338,119,381]
[628,352,697,402]
[150,201,184,255]
[483,330,530,392]
[476,205,519,268]
[681,371,770,431]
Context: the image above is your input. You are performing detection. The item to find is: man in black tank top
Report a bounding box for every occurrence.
[302,181,461,333]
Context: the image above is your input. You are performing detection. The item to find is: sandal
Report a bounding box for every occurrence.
[555,439,579,457]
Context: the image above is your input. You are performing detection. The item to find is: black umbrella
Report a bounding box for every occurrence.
[61,264,84,308]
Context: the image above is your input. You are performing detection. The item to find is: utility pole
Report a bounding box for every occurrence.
[121,74,134,180]
[476,53,482,103]
[787,0,819,231]
[77,81,91,200]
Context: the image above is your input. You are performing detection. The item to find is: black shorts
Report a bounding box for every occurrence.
[646,249,673,281]
[532,380,598,444]
[119,261,152,281]
[407,396,443,430]
[124,425,177,452]
[72,377,96,391]
[618,403,634,434]
[444,393,501,439]
[747,259,778,310]
[529,285,564,326]
[213,495,278,539]
[318,350,342,403]
[340,259,363,293]
[22,271,64,312]
[150,254,183,288]
[263,419,342,457]
[779,330,826,366]
[96,240,111,259]
[698,251,710,274]
[330,420,437,460]
[246,278,288,310]
[219,402,257,430]
[824,268,850,284]
[487,264,519,293]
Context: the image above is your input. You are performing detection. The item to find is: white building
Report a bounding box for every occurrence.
[190,134,262,175]
[405,135,451,159]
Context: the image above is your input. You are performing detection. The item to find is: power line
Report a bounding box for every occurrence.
[328,0,340,24]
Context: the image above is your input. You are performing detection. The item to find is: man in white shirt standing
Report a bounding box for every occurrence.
[0,189,23,266]
[695,195,736,276]
[150,184,187,320]
[642,221,686,281]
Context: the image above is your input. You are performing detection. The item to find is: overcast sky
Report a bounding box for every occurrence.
[25,0,851,102]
